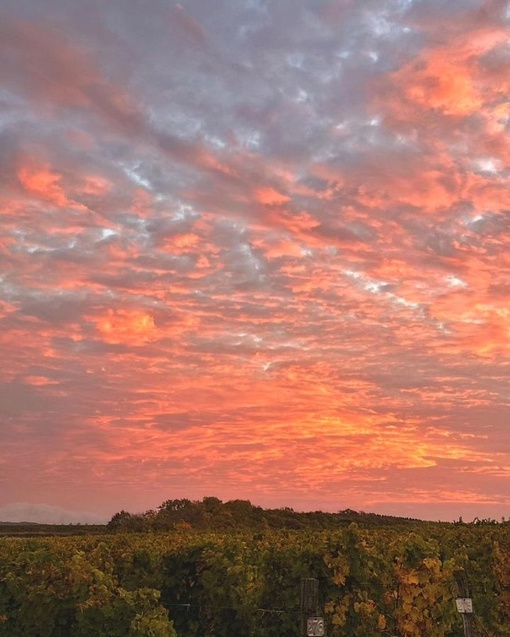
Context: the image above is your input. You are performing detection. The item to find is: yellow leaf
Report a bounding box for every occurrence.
[401,571,420,585]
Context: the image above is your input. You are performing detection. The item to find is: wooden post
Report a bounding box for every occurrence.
[454,569,475,637]
[300,578,322,636]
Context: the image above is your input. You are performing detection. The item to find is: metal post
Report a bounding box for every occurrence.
[454,569,475,637]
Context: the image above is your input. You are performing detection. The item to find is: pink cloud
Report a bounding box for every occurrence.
[17,161,86,210]
[254,187,292,206]
[90,309,157,345]
[2,0,510,522]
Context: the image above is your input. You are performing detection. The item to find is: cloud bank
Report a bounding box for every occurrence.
[1,0,510,521]
[0,503,107,525]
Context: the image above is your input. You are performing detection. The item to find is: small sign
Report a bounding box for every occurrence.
[456,598,473,614]
[307,616,325,636]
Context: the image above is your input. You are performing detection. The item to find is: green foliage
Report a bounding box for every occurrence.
[0,538,176,637]
[107,497,426,533]
[2,523,510,636]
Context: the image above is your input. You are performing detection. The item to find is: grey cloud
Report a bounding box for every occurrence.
[0,502,107,524]
[18,293,91,324]
[1,0,510,519]
[408,0,496,22]
[151,412,207,431]
[0,381,57,417]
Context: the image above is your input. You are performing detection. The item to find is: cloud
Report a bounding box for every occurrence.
[91,308,157,345]
[17,162,86,210]
[1,0,510,520]
[0,14,144,137]
[0,503,107,524]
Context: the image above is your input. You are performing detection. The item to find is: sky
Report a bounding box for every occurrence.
[1,0,510,524]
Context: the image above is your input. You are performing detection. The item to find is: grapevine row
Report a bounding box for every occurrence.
[1,523,510,636]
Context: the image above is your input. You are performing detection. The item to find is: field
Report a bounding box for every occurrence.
[1,522,509,636]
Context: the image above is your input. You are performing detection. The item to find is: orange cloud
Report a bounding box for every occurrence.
[24,376,59,386]
[4,1,510,522]
[253,238,304,259]
[255,187,291,205]
[164,233,200,253]
[376,24,509,135]
[80,175,112,196]
[356,166,460,214]
[92,309,157,345]
[0,300,16,319]
[404,55,482,117]
[17,162,85,210]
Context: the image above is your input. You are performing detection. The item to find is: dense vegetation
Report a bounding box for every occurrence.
[107,497,428,533]
[0,523,108,538]
[2,519,510,636]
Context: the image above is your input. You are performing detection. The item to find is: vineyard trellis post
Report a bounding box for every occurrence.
[300,578,324,636]
[454,569,475,637]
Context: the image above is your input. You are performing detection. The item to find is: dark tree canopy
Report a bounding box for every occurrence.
[107,497,426,533]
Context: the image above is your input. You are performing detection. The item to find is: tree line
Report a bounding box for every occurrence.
[107,497,426,532]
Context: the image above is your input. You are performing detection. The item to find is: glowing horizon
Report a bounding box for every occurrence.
[1,0,510,524]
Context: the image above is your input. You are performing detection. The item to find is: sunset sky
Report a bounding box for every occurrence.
[1,0,510,524]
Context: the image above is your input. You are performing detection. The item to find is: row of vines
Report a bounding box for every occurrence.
[1,523,510,636]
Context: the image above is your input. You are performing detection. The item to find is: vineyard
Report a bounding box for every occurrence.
[1,523,510,636]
